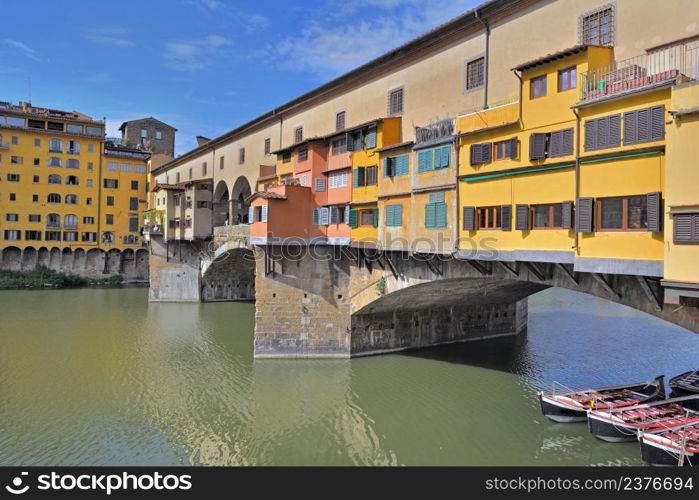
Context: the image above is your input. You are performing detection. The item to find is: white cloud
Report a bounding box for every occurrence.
[86,72,114,84]
[4,39,43,62]
[183,0,224,12]
[163,35,232,72]
[86,28,135,48]
[272,0,472,77]
[247,14,270,31]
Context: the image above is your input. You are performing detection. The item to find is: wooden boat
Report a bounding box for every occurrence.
[670,370,699,397]
[640,421,699,466]
[587,394,699,442]
[538,375,665,423]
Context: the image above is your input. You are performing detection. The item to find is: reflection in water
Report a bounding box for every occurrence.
[0,287,697,466]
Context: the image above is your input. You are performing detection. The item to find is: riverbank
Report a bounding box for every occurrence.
[0,266,123,289]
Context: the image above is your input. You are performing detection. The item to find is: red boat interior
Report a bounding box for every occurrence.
[613,403,699,428]
[657,426,699,452]
[569,389,643,408]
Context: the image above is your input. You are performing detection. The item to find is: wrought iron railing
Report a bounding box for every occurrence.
[580,43,698,102]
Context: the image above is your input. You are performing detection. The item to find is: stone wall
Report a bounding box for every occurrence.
[201,248,256,302]
[147,236,203,302]
[0,246,149,282]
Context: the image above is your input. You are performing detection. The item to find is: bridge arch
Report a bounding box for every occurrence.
[201,247,255,302]
[231,176,251,224]
[349,253,699,356]
[213,180,230,226]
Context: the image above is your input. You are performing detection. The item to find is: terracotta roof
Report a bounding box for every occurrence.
[247,191,288,202]
[154,183,185,191]
[513,45,588,72]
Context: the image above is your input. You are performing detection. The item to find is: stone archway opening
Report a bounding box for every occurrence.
[231,176,252,225]
[213,180,230,227]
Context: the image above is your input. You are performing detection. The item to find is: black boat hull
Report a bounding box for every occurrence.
[640,439,695,467]
[670,370,699,398]
[587,415,638,442]
[539,394,588,423]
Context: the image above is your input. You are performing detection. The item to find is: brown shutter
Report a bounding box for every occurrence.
[584,120,596,151]
[462,206,476,231]
[562,128,574,156]
[673,213,697,243]
[646,192,662,232]
[609,114,621,147]
[650,105,665,141]
[637,108,651,143]
[529,133,546,160]
[515,204,530,230]
[508,137,518,158]
[549,131,561,157]
[481,143,492,163]
[501,205,512,231]
[623,110,637,145]
[597,118,608,150]
[470,144,482,165]
[562,201,573,229]
[576,197,594,233]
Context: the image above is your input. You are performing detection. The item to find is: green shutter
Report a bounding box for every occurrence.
[396,154,409,176]
[435,202,447,228]
[425,203,436,228]
[365,127,377,148]
[348,209,359,228]
[372,207,379,227]
[382,158,389,178]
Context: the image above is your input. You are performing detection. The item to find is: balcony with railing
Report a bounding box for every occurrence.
[580,43,699,103]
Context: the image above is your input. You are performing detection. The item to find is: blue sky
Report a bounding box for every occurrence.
[1,0,478,154]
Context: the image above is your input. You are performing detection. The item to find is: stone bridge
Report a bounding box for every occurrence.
[253,245,699,358]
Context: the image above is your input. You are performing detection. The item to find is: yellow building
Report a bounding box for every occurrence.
[0,101,104,251]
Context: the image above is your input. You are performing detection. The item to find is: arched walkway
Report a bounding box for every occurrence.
[213,180,230,227]
[231,176,252,225]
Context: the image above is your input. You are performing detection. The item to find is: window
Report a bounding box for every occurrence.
[48,174,61,184]
[129,197,139,211]
[87,179,93,187]
[558,66,577,92]
[623,105,665,145]
[32,194,37,202]
[86,126,102,136]
[67,124,83,134]
[580,5,614,46]
[298,174,308,187]
[107,196,115,206]
[328,170,348,188]
[417,145,450,172]
[530,75,547,99]
[264,138,271,156]
[360,209,376,227]
[219,156,225,170]
[87,144,94,153]
[383,155,409,177]
[33,158,40,166]
[353,167,365,187]
[196,200,210,209]
[83,216,95,224]
[47,122,63,131]
[385,204,403,227]
[102,232,114,243]
[584,114,621,151]
[188,167,192,179]
[6,117,23,127]
[104,179,118,189]
[45,231,61,241]
[65,194,78,204]
[529,129,574,160]
[66,175,78,186]
[336,111,346,131]
[135,164,146,173]
[121,163,132,172]
[46,214,61,227]
[7,173,20,182]
[6,213,18,222]
[465,57,485,91]
[332,137,347,155]
[25,231,41,241]
[48,157,61,167]
[11,156,23,164]
[141,128,148,138]
[294,126,303,143]
[425,192,447,229]
[64,214,78,229]
[155,130,163,140]
[82,232,97,242]
[33,175,39,183]
[11,136,18,144]
[86,197,92,206]
[107,162,119,171]
[9,193,16,201]
[477,206,502,230]
[239,147,245,164]
[388,87,404,116]
[129,217,139,232]
[531,204,564,229]
[366,165,378,185]
[28,214,41,222]
[49,138,62,152]
[674,213,699,243]
[597,195,650,231]
[47,193,61,204]
[495,138,518,160]
[298,149,308,162]
[282,151,291,163]
[63,232,78,242]
[106,214,114,225]
[314,177,326,192]
[34,138,41,147]
[176,172,181,183]
[4,230,21,241]
[87,162,94,171]
[67,140,80,154]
